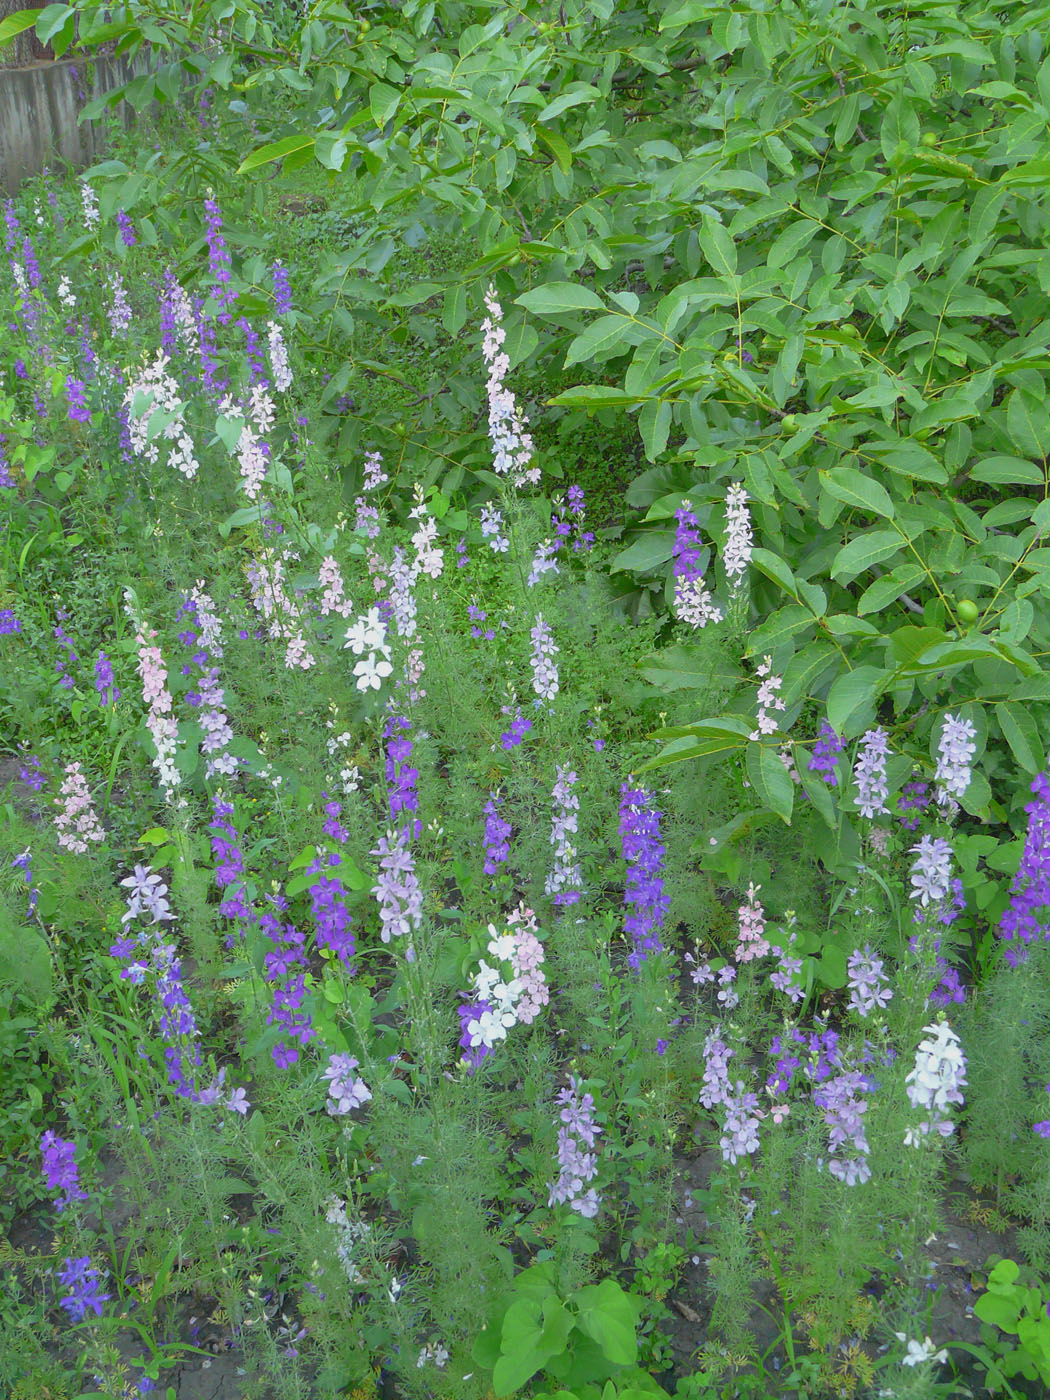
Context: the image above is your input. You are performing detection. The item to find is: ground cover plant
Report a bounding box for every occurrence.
[5,0,1050,1397]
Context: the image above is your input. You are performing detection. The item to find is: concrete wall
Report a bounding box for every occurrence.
[0,53,149,195]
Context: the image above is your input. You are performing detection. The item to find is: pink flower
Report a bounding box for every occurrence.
[54,762,104,853]
[735,883,769,962]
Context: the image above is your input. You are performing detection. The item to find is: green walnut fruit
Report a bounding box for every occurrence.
[842,323,859,338]
[507,252,522,266]
[781,413,798,432]
[393,421,406,436]
[957,598,979,624]
[921,131,938,147]
[358,19,370,33]
[538,20,552,32]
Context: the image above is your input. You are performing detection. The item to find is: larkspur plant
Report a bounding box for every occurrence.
[5,3,1050,1397]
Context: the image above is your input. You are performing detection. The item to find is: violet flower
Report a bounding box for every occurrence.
[619,783,669,969]
[672,501,722,628]
[808,721,844,785]
[56,1256,110,1321]
[203,197,235,322]
[999,771,1050,967]
[545,766,583,907]
[65,376,90,423]
[853,727,891,818]
[483,794,511,876]
[41,1131,89,1212]
[548,1077,602,1217]
[458,999,495,1071]
[94,650,120,705]
[272,259,292,315]
[323,1053,372,1115]
[116,209,137,246]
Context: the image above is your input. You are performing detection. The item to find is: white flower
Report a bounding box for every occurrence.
[473,960,501,998]
[487,929,517,962]
[895,1333,948,1367]
[353,650,393,692]
[467,1008,508,1049]
[723,481,753,590]
[344,608,386,655]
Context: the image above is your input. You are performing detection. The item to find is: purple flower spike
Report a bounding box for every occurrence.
[116,210,137,247]
[619,783,669,969]
[41,1131,89,1212]
[56,1255,111,1321]
[66,376,90,423]
[1000,772,1050,967]
[809,721,845,785]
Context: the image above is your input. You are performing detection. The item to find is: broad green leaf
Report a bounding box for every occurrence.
[880,96,920,164]
[959,771,993,818]
[516,283,606,315]
[639,398,672,461]
[699,219,737,278]
[34,4,73,44]
[574,1280,640,1365]
[610,532,674,573]
[826,666,883,737]
[746,743,795,824]
[821,467,895,519]
[537,127,572,173]
[547,385,643,407]
[750,547,797,595]
[746,604,814,655]
[442,284,469,337]
[1007,390,1050,460]
[971,456,1044,486]
[866,439,948,484]
[369,81,401,127]
[493,1345,548,1397]
[995,702,1044,774]
[856,563,926,616]
[537,85,601,122]
[237,134,315,174]
[564,315,637,367]
[781,641,840,705]
[830,531,903,582]
[0,9,39,45]
[799,761,837,830]
[636,735,741,771]
[638,647,739,691]
[648,717,752,745]
[767,219,820,269]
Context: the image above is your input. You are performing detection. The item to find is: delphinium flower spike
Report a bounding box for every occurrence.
[548,1077,602,1217]
[545,766,583,907]
[934,712,977,814]
[530,614,560,703]
[55,1256,111,1321]
[734,882,769,962]
[999,771,1050,967]
[903,1019,966,1146]
[480,285,538,486]
[619,782,669,968]
[672,501,722,629]
[749,655,786,739]
[54,762,104,853]
[808,721,844,785]
[853,727,891,818]
[40,1131,89,1212]
[723,482,752,591]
